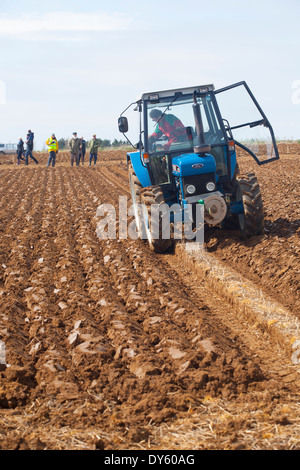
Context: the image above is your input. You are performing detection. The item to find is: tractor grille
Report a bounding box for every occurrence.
[182,173,216,198]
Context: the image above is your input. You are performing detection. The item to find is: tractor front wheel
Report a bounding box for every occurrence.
[236,172,264,238]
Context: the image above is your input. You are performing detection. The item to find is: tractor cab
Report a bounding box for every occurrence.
[144,85,228,189]
[118,82,279,252]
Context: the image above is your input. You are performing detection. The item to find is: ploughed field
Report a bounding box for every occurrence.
[0,145,299,450]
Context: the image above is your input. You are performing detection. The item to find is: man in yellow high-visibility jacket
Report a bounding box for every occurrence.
[46,133,59,167]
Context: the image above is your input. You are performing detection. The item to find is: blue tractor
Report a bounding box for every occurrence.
[118,82,279,253]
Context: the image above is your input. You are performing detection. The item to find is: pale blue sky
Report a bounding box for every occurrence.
[0,0,299,149]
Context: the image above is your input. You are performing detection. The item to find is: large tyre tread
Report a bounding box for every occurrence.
[237,172,264,238]
[140,186,174,253]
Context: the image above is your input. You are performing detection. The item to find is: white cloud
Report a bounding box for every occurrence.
[0,11,132,37]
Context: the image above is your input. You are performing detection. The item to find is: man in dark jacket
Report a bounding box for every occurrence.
[69,132,82,167]
[16,138,25,165]
[79,137,86,166]
[89,134,101,166]
[25,130,39,165]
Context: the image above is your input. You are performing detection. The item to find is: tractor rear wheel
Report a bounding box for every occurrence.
[140,186,174,253]
[236,172,264,238]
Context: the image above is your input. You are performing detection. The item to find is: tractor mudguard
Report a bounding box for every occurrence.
[127,151,151,188]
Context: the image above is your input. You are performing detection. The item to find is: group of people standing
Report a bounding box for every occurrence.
[46,132,101,168]
[16,131,102,168]
[67,132,101,168]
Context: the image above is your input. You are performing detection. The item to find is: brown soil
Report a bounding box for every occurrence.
[0,146,299,450]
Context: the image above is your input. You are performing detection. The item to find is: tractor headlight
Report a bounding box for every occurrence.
[206,181,216,192]
[186,184,196,195]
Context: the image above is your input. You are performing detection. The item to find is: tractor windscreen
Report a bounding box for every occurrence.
[147,93,226,155]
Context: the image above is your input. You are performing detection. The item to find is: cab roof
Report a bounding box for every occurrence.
[141,84,215,101]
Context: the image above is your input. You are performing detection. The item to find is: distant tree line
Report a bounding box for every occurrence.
[57,138,127,150]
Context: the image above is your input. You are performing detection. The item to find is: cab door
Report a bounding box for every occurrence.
[214,81,279,165]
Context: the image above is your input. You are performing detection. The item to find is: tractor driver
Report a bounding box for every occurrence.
[148,109,186,151]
